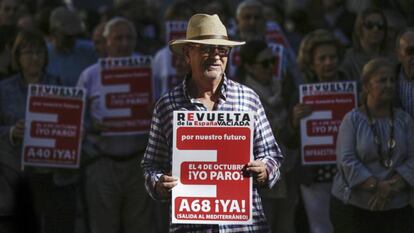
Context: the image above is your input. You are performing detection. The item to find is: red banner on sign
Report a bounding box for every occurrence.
[172,111,254,224]
[299,82,357,164]
[100,56,153,135]
[23,85,85,168]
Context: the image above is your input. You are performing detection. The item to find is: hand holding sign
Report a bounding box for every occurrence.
[245,160,268,185]
[292,103,313,128]
[12,119,25,142]
[90,118,110,134]
[156,174,178,197]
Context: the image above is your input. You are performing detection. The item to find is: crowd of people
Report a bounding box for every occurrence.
[0,0,413,233]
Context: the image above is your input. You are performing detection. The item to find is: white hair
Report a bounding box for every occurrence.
[235,0,263,18]
[103,17,136,38]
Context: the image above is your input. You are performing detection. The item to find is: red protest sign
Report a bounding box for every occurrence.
[299,81,357,164]
[172,111,254,224]
[99,56,153,135]
[22,84,85,168]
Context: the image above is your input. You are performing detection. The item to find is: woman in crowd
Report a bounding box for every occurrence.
[238,40,297,233]
[330,57,414,233]
[292,29,348,233]
[0,30,75,233]
[341,7,390,83]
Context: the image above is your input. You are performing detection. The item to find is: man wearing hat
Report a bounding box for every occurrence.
[47,7,96,87]
[141,14,283,232]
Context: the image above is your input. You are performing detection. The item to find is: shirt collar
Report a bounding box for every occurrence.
[181,74,229,103]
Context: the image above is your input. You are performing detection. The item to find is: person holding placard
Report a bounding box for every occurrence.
[141,13,283,232]
[0,30,70,233]
[77,17,153,233]
[291,29,349,233]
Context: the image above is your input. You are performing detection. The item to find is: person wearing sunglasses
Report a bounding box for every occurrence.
[142,14,284,232]
[238,40,297,233]
[291,29,349,233]
[341,7,391,87]
[77,17,154,233]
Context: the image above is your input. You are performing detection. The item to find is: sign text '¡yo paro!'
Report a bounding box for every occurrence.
[188,170,244,181]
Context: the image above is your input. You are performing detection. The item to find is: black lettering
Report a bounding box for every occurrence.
[177,113,185,121]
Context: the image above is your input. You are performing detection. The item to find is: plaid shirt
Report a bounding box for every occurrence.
[141,75,283,233]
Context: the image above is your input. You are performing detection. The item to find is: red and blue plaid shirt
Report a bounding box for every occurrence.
[141,75,283,232]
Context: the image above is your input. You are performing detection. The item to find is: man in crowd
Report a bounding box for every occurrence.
[236,0,266,41]
[48,7,96,86]
[396,28,414,118]
[152,0,193,99]
[231,0,303,86]
[141,13,283,232]
[77,17,153,233]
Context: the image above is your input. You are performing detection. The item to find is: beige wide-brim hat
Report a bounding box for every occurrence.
[169,14,245,55]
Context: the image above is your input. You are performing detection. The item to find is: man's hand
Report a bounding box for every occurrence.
[155,174,178,197]
[245,161,268,185]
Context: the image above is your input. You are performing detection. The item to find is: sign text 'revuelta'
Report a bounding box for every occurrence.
[177,112,251,122]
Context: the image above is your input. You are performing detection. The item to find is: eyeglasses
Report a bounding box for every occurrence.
[256,58,275,68]
[363,21,385,31]
[190,44,231,57]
